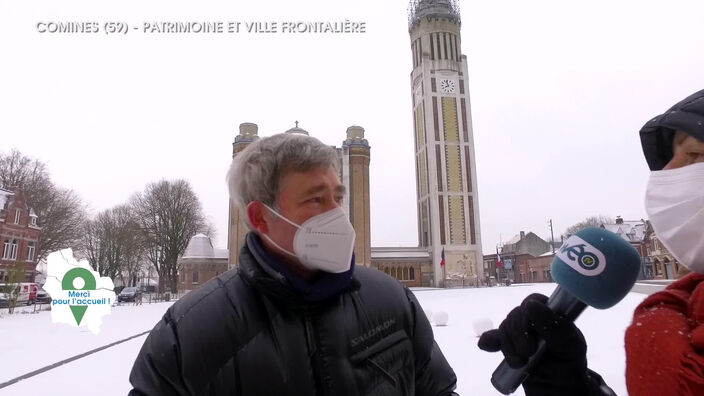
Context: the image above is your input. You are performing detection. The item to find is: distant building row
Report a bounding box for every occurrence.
[483,216,685,285]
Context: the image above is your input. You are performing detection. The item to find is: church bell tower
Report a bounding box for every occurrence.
[408,0,483,286]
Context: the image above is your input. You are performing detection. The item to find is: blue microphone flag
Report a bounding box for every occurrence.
[552,227,641,309]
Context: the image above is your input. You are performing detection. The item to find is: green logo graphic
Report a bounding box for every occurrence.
[61,268,97,325]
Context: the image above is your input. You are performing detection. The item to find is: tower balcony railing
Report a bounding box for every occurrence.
[407,0,461,30]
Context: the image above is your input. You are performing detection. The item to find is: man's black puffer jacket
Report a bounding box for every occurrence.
[129,234,457,395]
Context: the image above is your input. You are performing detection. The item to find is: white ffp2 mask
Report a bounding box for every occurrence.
[261,204,356,273]
[645,162,704,273]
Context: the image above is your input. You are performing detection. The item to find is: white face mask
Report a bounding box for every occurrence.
[645,162,704,272]
[260,204,356,273]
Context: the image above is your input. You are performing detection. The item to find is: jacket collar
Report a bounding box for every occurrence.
[239,232,358,305]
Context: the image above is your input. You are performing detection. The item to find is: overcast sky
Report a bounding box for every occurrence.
[2,0,704,255]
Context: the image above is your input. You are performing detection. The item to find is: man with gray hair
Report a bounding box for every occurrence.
[128,133,458,395]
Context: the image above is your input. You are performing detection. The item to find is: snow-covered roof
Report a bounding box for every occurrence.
[0,188,13,209]
[182,233,216,258]
[505,234,522,245]
[602,220,646,243]
[214,249,229,259]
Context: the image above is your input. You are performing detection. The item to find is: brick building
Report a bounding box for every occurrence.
[525,252,554,283]
[482,253,502,286]
[500,231,553,284]
[178,233,228,292]
[598,216,684,280]
[0,187,42,282]
[642,221,684,280]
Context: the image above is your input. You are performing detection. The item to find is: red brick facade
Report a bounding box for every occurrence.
[525,255,554,282]
[510,253,534,284]
[0,188,42,282]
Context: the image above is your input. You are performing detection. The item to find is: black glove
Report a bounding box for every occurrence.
[478,293,614,396]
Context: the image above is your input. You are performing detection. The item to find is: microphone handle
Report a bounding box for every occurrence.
[490,287,588,395]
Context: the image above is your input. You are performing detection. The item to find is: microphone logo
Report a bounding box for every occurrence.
[556,235,606,276]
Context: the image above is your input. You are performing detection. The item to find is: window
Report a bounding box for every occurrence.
[454,34,460,61]
[402,267,409,281]
[192,271,199,284]
[430,33,435,60]
[9,239,18,260]
[417,38,422,66]
[410,267,415,281]
[436,33,441,59]
[27,242,35,262]
[14,209,20,224]
[443,33,448,60]
[531,271,538,281]
[2,239,10,259]
[30,217,37,226]
[384,267,390,275]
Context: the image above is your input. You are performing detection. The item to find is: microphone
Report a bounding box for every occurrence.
[490,227,642,394]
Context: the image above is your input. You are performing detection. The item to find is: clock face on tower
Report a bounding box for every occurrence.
[439,79,456,94]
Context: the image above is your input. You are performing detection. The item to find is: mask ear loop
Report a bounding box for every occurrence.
[261,234,298,258]
[261,203,302,230]
[260,203,300,258]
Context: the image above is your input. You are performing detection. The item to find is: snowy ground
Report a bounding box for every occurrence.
[0,284,646,395]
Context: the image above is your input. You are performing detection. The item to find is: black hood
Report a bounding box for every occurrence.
[640,89,704,170]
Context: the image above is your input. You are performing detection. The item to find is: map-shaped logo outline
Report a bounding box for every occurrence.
[43,249,116,334]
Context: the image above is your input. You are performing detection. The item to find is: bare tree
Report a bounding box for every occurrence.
[37,188,87,261]
[564,215,614,237]
[81,217,105,274]
[115,205,146,287]
[131,180,210,294]
[1,262,27,314]
[0,150,53,209]
[0,150,87,261]
[79,205,144,284]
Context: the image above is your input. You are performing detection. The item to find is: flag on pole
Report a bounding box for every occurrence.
[440,247,446,268]
[496,246,503,268]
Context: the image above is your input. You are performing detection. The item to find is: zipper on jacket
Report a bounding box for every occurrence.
[303,309,326,396]
[304,310,317,357]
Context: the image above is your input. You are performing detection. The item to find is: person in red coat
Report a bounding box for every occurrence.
[625,89,704,395]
